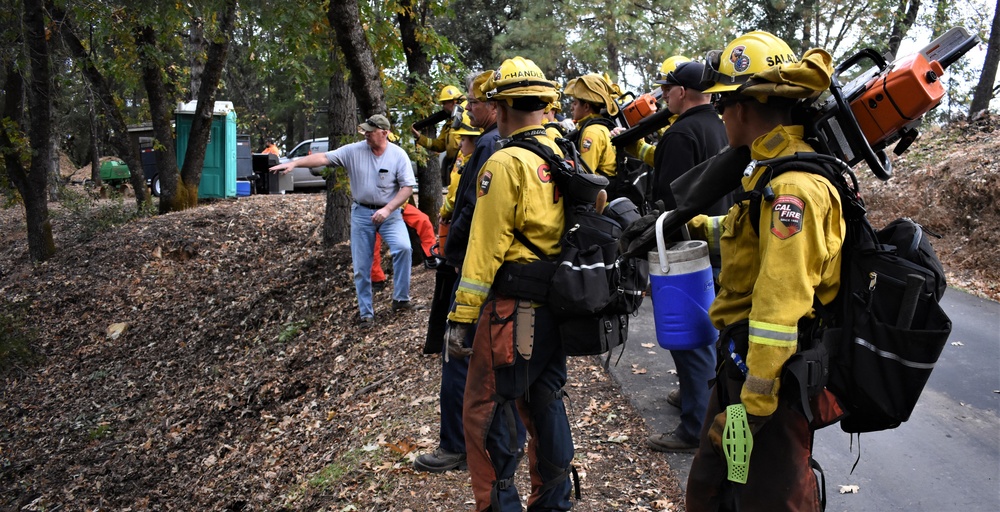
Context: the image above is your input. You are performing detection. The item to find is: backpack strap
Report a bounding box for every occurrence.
[744,152,860,238]
[566,116,617,177]
[512,229,548,261]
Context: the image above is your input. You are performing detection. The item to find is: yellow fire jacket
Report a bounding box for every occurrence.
[688,125,845,417]
[576,114,617,177]
[448,126,565,324]
[417,124,461,160]
[440,150,469,220]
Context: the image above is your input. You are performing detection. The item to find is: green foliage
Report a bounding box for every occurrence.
[88,423,112,440]
[277,319,310,343]
[0,299,43,376]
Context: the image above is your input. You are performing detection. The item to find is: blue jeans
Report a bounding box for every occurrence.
[671,343,717,442]
[350,203,411,318]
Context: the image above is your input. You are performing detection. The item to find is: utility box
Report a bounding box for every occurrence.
[175,100,237,199]
[236,134,253,179]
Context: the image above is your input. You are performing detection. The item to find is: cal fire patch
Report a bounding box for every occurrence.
[478,170,493,197]
[771,195,804,239]
[581,137,593,152]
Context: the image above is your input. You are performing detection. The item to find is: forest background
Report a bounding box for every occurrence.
[1,0,999,263]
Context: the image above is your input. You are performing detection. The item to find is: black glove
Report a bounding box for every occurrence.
[444,321,473,360]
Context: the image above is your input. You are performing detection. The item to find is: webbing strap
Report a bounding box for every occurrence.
[490,475,516,511]
[536,455,582,501]
[491,392,520,456]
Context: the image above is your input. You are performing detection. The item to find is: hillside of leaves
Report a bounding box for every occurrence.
[1,116,997,510]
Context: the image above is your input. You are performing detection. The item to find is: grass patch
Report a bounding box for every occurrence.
[56,185,155,243]
[88,423,112,440]
[277,319,311,343]
[0,299,43,376]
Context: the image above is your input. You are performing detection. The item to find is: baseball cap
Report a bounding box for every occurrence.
[359,114,391,132]
[663,62,710,92]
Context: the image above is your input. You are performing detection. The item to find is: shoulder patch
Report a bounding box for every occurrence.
[581,137,593,151]
[771,195,804,239]
[478,170,493,197]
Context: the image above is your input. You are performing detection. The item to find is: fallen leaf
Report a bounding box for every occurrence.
[632,367,647,375]
[641,343,655,348]
[107,322,128,339]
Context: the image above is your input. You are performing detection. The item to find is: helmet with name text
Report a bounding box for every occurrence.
[702,31,797,94]
[481,56,559,110]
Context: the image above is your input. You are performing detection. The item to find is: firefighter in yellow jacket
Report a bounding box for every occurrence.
[412,85,464,184]
[683,31,843,512]
[564,73,619,177]
[445,56,572,511]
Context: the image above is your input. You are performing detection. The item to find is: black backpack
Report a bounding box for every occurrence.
[502,136,649,358]
[747,153,952,434]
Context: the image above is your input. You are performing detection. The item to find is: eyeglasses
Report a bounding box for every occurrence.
[713,96,748,115]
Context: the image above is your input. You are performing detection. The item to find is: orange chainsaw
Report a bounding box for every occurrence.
[808,26,979,180]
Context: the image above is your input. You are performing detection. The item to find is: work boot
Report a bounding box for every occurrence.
[393,300,425,312]
[372,281,386,292]
[666,388,681,409]
[413,447,467,473]
[646,430,698,453]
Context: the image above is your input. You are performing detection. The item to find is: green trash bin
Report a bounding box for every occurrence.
[175,100,237,199]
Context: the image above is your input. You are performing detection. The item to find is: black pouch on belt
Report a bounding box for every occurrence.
[494,260,556,303]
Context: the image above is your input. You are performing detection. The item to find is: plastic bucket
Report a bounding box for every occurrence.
[648,212,718,350]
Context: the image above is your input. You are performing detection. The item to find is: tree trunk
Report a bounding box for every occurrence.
[88,86,102,187]
[888,0,922,58]
[397,0,441,227]
[327,0,385,116]
[970,0,1000,117]
[136,25,183,213]
[166,0,237,212]
[50,3,149,206]
[5,0,56,261]
[189,17,205,101]
[323,54,356,247]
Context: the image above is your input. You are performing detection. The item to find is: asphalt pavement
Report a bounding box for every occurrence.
[606,287,1000,511]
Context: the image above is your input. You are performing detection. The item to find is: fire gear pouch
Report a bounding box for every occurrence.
[484,297,517,370]
[557,313,628,363]
[494,260,556,303]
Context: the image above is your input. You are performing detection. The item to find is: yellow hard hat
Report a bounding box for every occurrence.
[481,56,559,108]
[452,110,483,137]
[437,85,465,103]
[702,31,797,94]
[655,55,690,84]
[470,70,493,102]
[565,74,620,117]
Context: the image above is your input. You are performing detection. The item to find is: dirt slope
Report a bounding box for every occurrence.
[0,195,680,511]
[1,117,997,511]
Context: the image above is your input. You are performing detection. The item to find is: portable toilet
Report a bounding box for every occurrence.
[175,100,237,198]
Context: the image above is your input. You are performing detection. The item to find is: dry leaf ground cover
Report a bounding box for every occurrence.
[1,118,997,511]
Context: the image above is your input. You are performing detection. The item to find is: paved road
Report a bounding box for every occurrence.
[607,287,1000,510]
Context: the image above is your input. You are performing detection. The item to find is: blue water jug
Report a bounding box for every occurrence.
[648,214,717,350]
